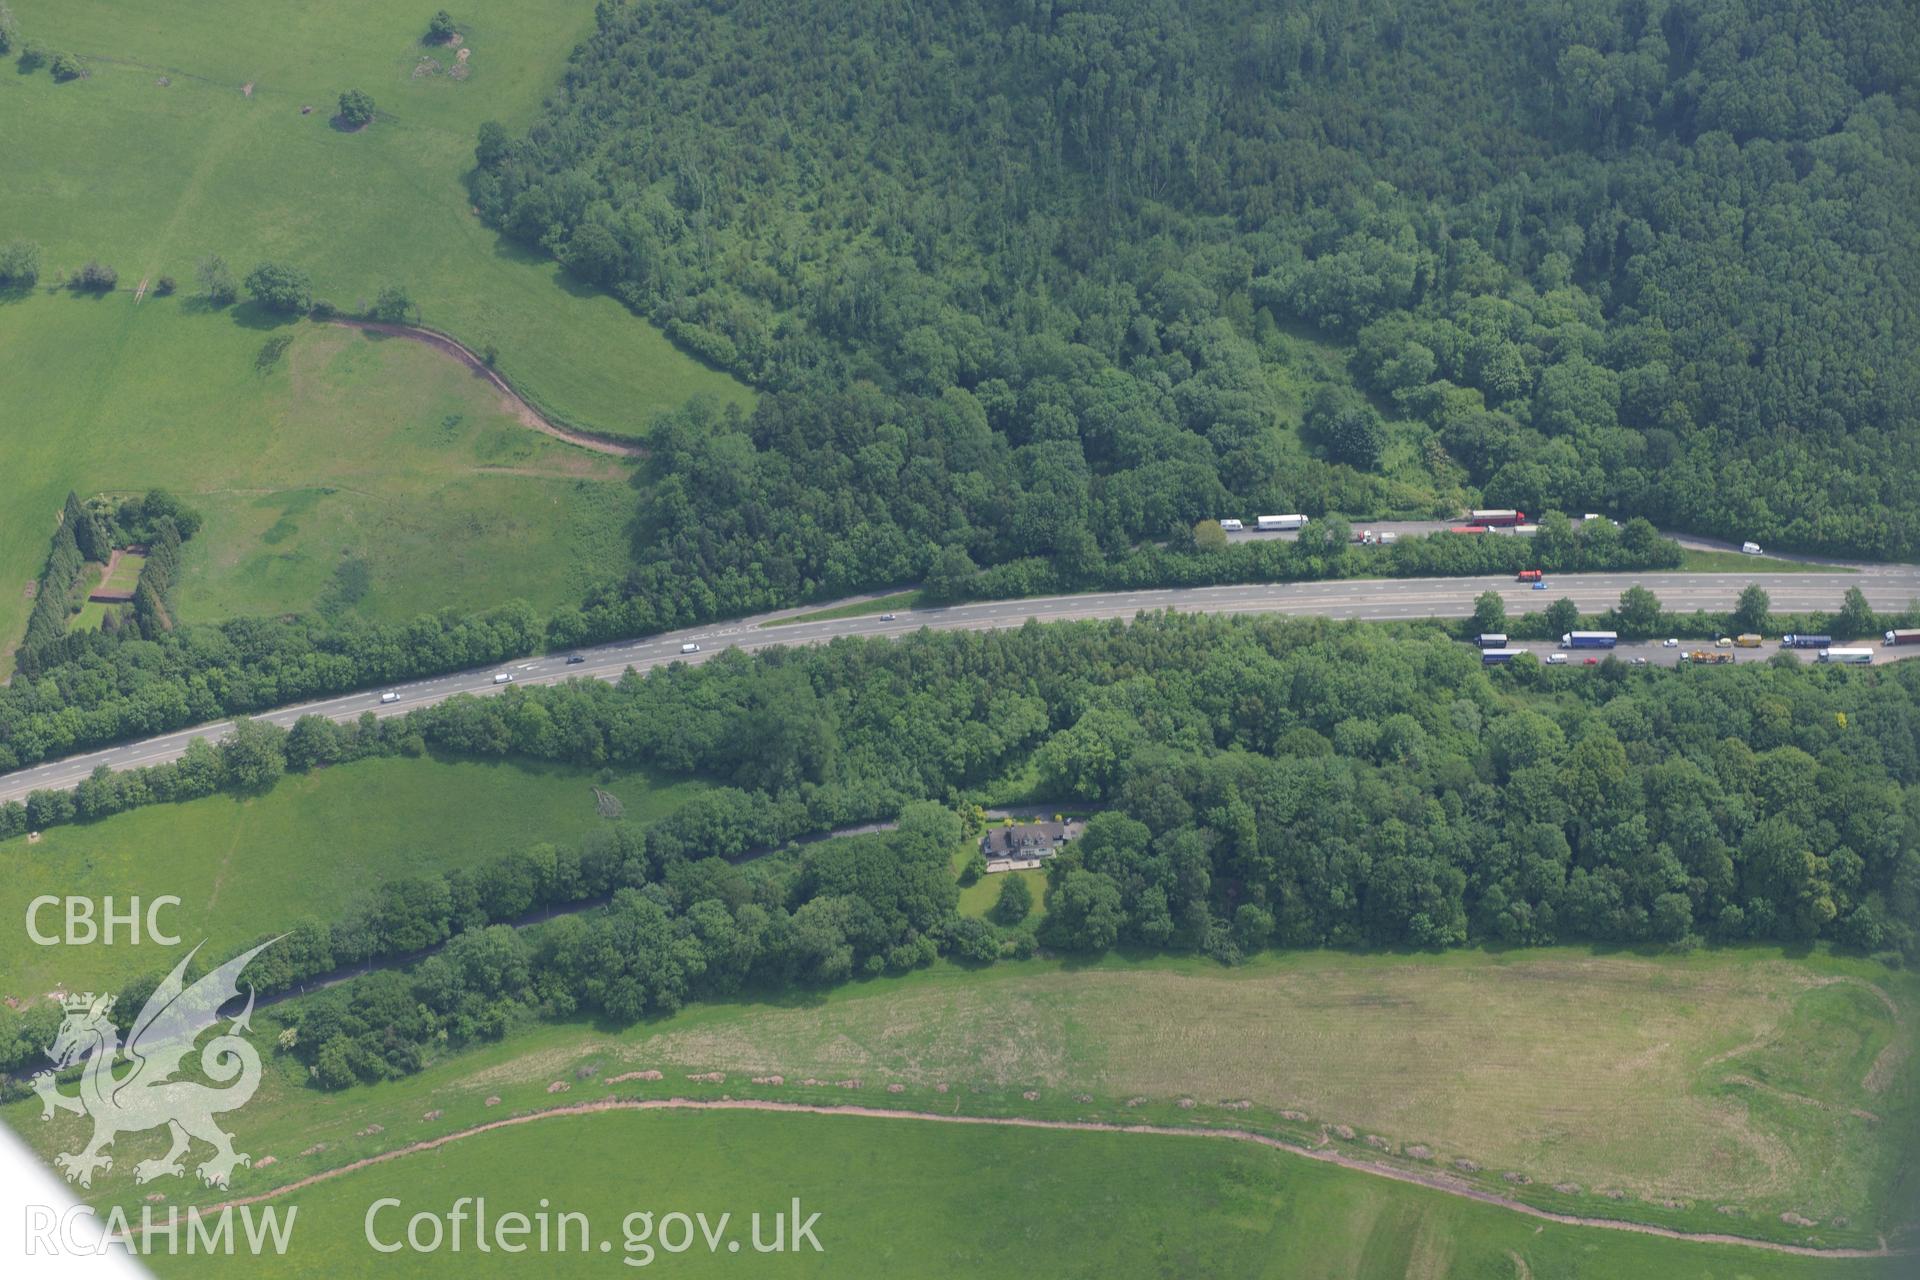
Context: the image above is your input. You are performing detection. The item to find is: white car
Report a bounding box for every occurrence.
[1663,638,1679,648]
[1546,654,1568,665]
[680,642,701,654]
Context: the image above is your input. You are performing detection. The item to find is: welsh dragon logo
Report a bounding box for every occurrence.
[32,938,277,1190]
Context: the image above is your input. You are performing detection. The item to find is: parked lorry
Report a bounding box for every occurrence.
[1886,629,1920,646]
[1467,509,1525,526]
[1782,634,1831,649]
[1256,514,1307,531]
[1819,648,1874,665]
[1475,633,1508,648]
[1735,634,1763,648]
[1481,648,1527,666]
[1685,650,1733,664]
[1561,631,1618,649]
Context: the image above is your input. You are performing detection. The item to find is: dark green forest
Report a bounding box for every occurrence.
[476,0,1917,620]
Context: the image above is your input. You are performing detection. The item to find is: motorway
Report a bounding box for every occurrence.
[3,565,1918,805]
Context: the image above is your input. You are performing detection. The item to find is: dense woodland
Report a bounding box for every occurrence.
[476,0,1917,623]
[8,613,1917,1083]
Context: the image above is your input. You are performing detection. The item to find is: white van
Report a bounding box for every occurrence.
[380,691,401,704]
[1218,518,1244,532]
[680,642,701,654]
[1741,541,1762,555]
[493,672,514,684]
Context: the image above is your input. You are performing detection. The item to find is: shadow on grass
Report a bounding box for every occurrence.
[227,299,302,331]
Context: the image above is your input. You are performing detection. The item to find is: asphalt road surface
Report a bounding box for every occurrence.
[4,565,1917,804]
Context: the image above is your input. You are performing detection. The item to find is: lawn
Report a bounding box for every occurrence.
[0,753,707,1003]
[0,0,751,439]
[139,1109,1901,1278]
[951,842,1047,921]
[0,302,638,670]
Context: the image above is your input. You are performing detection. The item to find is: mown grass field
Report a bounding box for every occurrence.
[142,1109,1901,1279]
[0,303,635,669]
[0,0,750,436]
[0,753,706,1003]
[13,947,1908,1252]
[426,949,1912,1234]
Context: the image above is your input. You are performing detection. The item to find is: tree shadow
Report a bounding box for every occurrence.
[227,299,301,331]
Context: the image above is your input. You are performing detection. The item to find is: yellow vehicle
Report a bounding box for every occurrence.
[1686,650,1733,664]
[1735,633,1763,647]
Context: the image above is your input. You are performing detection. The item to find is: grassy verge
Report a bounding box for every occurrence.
[1679,549,1849,573]
[0,754,706,1001]
[761,591,925,627]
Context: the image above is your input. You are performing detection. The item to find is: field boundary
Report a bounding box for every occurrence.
[326,320,648,458]
[152,1098,1902,1258]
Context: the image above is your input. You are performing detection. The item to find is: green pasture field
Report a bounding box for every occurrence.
[0,303,636,670]
[0,0,750,438]
[13,947,1908,1252]
[140,1109,1903,1279]
[0,753,706,1002]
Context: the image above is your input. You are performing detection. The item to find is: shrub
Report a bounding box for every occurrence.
[244,261,314,314]
[337,88,376,129]
[72,260,117,292]
[49,50,82,80]
[310,299,338,320]
[17,39,47,71]
[427,10,456,43]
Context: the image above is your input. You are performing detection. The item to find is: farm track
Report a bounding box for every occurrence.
[152,1097,1904,1259]
[327,319,648,459]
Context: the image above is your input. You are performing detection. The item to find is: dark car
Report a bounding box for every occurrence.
[565,654,586,665]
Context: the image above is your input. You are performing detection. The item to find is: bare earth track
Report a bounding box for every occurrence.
[151,1098,1901,1259]
[327,319,648,458]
